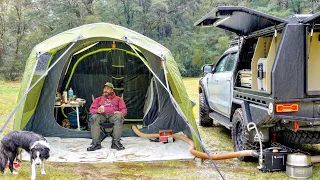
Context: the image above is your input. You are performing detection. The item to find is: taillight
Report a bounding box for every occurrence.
[276,104,299,113]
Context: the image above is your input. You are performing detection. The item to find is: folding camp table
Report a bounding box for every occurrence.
[54,103,83,130]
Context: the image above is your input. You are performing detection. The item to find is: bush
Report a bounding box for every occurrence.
[179,58,202,77]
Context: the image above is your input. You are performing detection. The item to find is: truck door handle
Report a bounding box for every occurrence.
[215,77,219,83]
[226,77,231,81]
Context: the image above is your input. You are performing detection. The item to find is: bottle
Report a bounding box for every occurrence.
[57,92,61,100]
[63,90,68,104]
[68,88,74,101]
[61,94,65,104]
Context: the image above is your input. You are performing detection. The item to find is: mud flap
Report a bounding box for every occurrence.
[232,99,252,125]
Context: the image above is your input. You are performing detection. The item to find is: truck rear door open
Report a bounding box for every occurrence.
[194,6,288,36]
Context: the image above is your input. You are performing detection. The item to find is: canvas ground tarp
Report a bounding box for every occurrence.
[13,23,201,151]
[21,136,194,163]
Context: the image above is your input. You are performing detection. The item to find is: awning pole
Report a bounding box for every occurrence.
[125,40,225,180]
[0,41,78,136]
[126,41,198,138]
[160,58,170,92]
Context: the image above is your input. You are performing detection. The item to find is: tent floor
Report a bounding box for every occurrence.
[21,136,194,163]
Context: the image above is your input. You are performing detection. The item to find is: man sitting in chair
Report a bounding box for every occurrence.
[87,82,127,151]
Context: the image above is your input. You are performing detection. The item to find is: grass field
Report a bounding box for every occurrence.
[1,78,320,180]
[0,81,20,135]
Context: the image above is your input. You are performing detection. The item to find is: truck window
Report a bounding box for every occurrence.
[225,53,238,71]
[215,55,229,73]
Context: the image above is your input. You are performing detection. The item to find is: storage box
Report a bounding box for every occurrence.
[67,111,78,127]
[239,69,252,88]
[159,130,173,143]
[260,147,291,172]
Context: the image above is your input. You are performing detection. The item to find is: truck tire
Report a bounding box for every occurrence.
[199,93,213,127]
[277,130,320,144]
[231,108,259,161]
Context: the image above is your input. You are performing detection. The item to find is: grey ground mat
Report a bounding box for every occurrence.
[21,137,194,163]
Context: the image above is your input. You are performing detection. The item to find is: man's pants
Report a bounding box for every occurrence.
[89,113,124,144]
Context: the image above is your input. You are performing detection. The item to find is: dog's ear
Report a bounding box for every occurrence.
[30,148,35,154]
[30,148,36,161]
[43,148,50,159]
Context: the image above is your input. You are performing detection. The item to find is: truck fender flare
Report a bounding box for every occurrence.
[232,99,252,126]
[199,80,210,108]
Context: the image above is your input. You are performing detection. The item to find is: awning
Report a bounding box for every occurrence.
[194,6,288,36]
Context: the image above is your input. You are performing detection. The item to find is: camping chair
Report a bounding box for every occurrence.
[91,95,115,142]
[100,122,114,142]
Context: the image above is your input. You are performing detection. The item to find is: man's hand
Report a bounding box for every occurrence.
[97,107,103,114]
[114,111,122,115]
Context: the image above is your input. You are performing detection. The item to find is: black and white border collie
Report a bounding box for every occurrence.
[0,131,50,180]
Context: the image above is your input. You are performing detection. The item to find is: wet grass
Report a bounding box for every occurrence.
[1,78,320,179]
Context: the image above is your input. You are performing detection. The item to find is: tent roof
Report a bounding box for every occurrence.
[35,23,172,59]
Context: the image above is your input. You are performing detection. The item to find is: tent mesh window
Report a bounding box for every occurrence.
[60,41,152,121]
[35,53,52,75]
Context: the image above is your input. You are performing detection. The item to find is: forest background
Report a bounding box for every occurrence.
[0,0,319,79]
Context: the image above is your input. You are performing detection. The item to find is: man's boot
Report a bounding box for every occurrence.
[87,143,101,151]
[111,139,125,151]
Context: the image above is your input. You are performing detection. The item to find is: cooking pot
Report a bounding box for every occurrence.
[286,153,312,179]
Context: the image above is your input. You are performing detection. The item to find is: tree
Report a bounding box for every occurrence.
[290,0,301,14]
[3,0,32,80]
[120,0,136,26]
[1,0,320,79]
[0,0,8,67]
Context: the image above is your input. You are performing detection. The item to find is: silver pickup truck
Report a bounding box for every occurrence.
[196,6,320,161]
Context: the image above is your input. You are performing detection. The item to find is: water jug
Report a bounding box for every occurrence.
[68,88,74,101]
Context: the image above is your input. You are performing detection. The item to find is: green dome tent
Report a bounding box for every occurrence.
[13,23,201,151]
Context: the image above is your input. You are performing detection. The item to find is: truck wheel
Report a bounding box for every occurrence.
[277,130,320,144]
[231,108,259,161]
[199,93,213,127]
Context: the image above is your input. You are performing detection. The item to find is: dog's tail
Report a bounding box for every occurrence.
[0,144,8,173]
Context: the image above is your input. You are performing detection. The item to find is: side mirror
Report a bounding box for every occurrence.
[202,64,214,74]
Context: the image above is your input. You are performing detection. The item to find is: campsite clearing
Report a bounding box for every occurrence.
[1,78,320,179]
